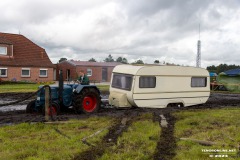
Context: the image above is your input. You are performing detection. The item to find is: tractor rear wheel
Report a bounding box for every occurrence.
[26,100,37,113]
[73,88,101,114]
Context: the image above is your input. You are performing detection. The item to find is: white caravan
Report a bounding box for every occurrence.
[109,65,210,108]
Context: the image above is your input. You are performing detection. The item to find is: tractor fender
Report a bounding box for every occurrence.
[74,85,101,94]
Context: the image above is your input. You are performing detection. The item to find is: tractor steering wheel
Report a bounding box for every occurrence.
[74,80,80,84]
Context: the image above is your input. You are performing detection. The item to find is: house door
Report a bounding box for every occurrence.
[67,69,70,81]
[102,68,108,82]
[53,69,56,81]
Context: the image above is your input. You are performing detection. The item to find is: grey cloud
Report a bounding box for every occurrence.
[1,0,239,67]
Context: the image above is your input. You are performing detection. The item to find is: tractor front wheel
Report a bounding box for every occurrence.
[73,88,101,114]
[26,100,37,113]
[42,102,60,116]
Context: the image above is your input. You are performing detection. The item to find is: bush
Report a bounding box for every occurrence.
[0,81,36,85]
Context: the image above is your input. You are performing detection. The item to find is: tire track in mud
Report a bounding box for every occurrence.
[153,112,177,160]
[74,110,138,160]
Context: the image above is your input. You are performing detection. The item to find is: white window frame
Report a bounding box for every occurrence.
[39,69,48,77]
[0,46,7,55]
[21,68,31,77]
[87,68,92,77]
[0,68,7,77]
[191,77,207,87]
[139,76,156,88]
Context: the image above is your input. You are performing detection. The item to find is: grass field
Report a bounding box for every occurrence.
[173,108,240,160]
[0,116,113,160]
[0,108,239,159]
[0,83,110,93]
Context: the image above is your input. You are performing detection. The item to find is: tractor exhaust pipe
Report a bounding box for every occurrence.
[59,70,63,107]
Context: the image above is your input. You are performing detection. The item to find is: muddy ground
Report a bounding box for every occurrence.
[0,92,239,126]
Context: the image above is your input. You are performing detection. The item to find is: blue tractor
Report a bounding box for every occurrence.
[26,72,101,115]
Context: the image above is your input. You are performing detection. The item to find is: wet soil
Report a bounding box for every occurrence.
[0,92,239,125]
[0,92,36,111]
[153,113,177,160]
[74,110,138,160]
[204,93,240,107]
[0,92,35,101]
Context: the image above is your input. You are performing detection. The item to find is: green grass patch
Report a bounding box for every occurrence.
[211,90,240,94]
[173,108,240,160]
[0,116,113,160]
[96,85,109,92]
[99,113,160,160]
[0,83,109,93]
[0,83,41,93]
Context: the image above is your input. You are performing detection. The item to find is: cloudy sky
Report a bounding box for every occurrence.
[1,0,240,68]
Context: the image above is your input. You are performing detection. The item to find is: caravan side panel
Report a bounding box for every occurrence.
[133,75,210,108]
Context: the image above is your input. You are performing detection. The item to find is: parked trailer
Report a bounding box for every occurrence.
[109,65,210,108]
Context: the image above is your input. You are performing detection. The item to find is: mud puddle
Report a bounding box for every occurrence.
[0,105,26,112]
[0,93,109,112]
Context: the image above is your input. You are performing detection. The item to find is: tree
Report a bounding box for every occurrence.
[154,60,160,64]
[132,59,144,64]
[206,65,217,73]
[206,64,240,74]
[88,58,97,62]
[216,64,228,74]
[116,57,122,63]
[58,57,67,63]
[116,57,128,64]
[104,54,114,62]
[122,58,128,64]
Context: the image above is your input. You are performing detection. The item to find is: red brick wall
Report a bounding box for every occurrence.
[76,66,114,82]
[0,66,54,82]
[107,67,114,82]
[57,61,116,82]
[76,66,102,82]
[57,62,77,81]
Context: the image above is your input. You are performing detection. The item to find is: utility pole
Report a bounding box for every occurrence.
[196,24,201,68]
[45,87,49,121]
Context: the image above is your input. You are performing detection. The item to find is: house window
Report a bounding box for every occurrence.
[139,76,156,88]
[21,68,30,77]
[39,69,48,77]
[191,77,207,87]
[87,69,92,76]
[0,68,7,77]
[0,46,7,55]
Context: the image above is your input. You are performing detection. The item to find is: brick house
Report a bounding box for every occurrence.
[0,32,55,82]
[57,60,121,82]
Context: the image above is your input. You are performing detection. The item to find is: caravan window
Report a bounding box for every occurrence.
[112,73,133,91]
[139,76,156,88]
[191,77,207,87]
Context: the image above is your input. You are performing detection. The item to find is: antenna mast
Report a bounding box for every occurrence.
[196,24,201,68]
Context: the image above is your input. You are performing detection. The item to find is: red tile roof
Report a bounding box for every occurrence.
[64,60,122,67]
[0,37,13,45]
[0,32,54,68]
